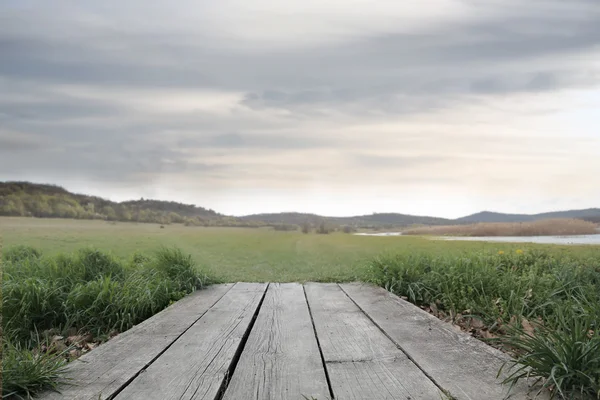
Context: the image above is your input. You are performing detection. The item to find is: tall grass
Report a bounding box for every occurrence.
[2,246,213,399]
[367,250,600,398]
[2,338,71,399]
[403,218,598,237]
[500,306,600,399]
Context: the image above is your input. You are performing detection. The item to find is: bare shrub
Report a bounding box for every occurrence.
[342,225,356,234]
[301,221,311,234]
[316,220,332,234]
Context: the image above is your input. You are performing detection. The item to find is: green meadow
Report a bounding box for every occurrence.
[2,216,598,282]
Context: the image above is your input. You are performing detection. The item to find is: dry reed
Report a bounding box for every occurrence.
[403,218,598,237]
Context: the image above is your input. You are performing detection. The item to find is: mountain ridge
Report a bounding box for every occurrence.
[1,181,599,227]
[456,209,600,224]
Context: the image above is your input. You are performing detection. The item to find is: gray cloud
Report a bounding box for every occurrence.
[350,154,448,168]
[203,133,331,150]
[1,1,598,95]
[0,0,599,214]
[0,98,123,122]
[0,138,223,183]
[0,133,45,152]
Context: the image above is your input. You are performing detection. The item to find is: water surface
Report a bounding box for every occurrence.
[436,234,600,245]
[355,232,600,245]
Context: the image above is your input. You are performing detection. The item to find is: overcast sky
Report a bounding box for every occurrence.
[1,0,599,217]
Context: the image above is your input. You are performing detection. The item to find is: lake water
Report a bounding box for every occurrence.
[437,234,600,245]
[354,232,403,237]
[355,232,600,245]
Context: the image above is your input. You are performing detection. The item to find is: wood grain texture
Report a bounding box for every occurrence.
[222,283,330,400]
[304,283,441,400]
[37,284,234,400]
[340,283,549,400]
[114,282,268,400]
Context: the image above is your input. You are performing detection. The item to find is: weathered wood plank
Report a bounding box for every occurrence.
[304,283,441,400]
[340,283,548,400]
[114,282,268,400]
[38,284,234,400]
[222,283,330,400]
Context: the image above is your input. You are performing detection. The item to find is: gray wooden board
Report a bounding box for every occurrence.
[340,283,549,400]
[38,284,234,400]
[304,283,441,400]
[222,283,330,400]
[114,282,268,400]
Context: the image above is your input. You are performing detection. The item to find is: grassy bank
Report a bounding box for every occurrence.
[403,218,598,237]
[367,250,600,398]
[1,246,212,399]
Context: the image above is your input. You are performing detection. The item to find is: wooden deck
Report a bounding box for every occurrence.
[39,283,547,400]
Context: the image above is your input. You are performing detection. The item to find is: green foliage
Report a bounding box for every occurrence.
[0,181,254,226]
[500,304,600,399]
[76,249,125,281]
[2,247,211,341]
[3,245,42,263]
[2,246,213,398]
[2,338,71,400]
[153,247,208,292]
[367,250,600,398]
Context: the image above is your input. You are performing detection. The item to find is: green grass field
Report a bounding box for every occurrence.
[2,217,598,282]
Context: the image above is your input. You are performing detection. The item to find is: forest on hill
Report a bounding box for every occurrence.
[0,182,259,227]
[0,182,450,229]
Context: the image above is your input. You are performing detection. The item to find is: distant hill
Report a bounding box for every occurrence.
[0,181,257,227]
[241,212,451,228]
[244,209,600,229]
[1,181,598,229]
[240,212,325,226]
[335,213,451,227]
[457,209,600,224]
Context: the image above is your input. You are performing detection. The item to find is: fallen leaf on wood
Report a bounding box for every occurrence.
[86,342,98,350]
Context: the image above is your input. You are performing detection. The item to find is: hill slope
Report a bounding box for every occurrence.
[241,212,451,228]
[1,181,598,228]
[0,181,256,226]
[457,209,600,224]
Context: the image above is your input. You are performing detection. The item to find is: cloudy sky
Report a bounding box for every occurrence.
[1,0,599,217]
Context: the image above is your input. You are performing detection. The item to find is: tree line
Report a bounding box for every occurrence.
[0,183,257,227]
[0,182,362,232]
